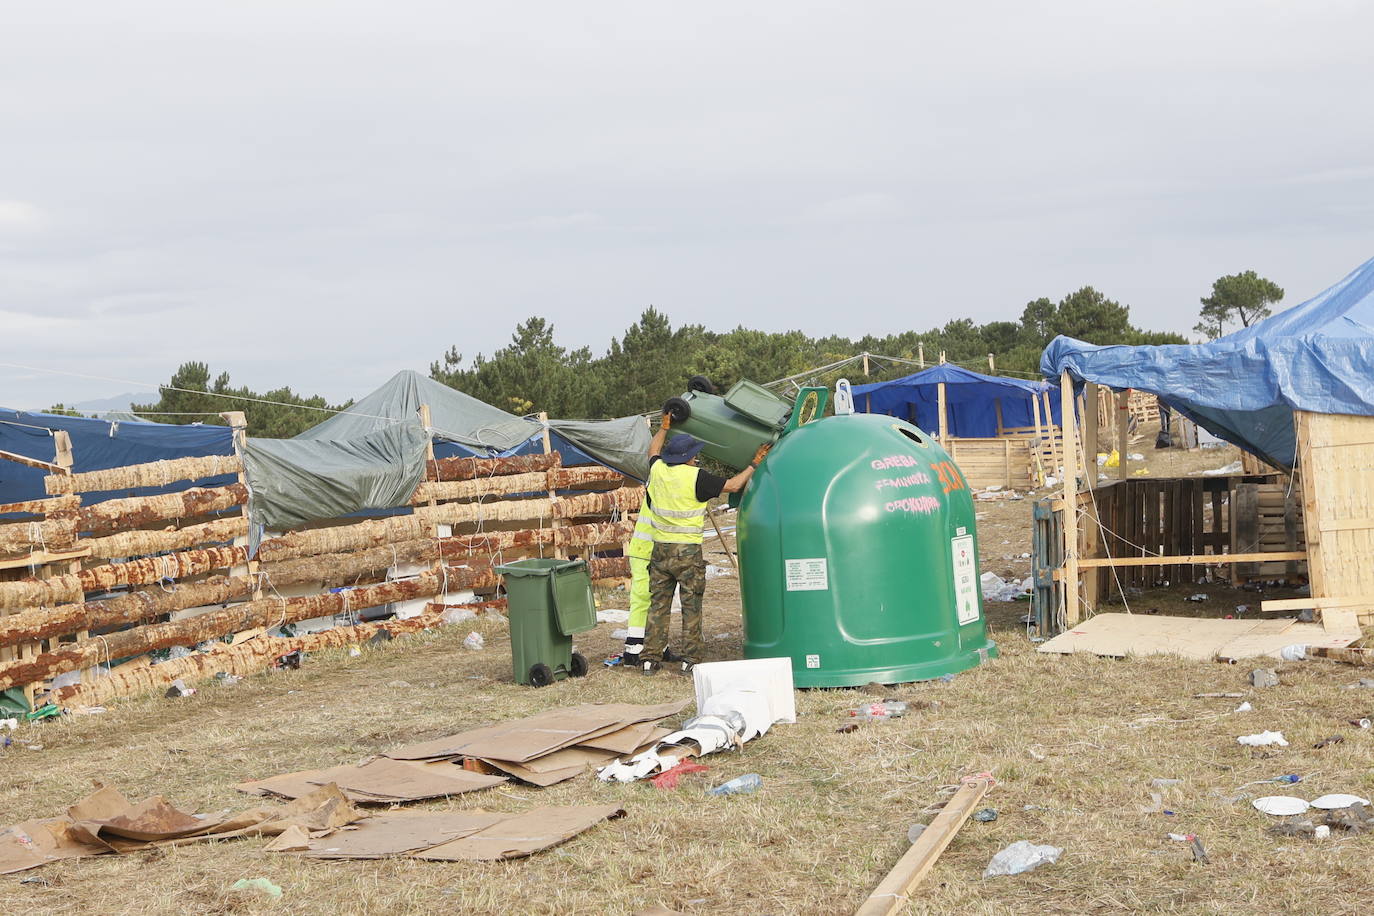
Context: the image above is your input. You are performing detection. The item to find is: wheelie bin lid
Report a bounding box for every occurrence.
[494,557,585,577]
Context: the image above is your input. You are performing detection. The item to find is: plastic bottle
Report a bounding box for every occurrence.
[847,701,908,720]
[707,774,762,796]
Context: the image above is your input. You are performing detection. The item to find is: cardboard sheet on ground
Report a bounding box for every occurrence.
[386,701,689,763]
[575,722,670,755]
[298,812,508,859]
[237,759,504,803]
[283,805,624,861]
[415,805,625,861]
[1037,613,1360,660]
[1,783,364,874]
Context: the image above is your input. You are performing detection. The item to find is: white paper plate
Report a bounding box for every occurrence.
[1252,796,1310,816]
[1310,793,1370,810]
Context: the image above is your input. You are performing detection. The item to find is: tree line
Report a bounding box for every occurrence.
[114,271,1281,436]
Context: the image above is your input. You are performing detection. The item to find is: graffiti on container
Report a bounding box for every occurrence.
[932,461,965,494]
[885,496,942,514]
[871,454,919,471]
[874,472,931,491]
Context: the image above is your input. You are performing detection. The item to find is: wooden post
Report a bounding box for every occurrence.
[1060,371,1080,626]
[939,350,946,364]
[1042,390,1060,471]
[30,433,78,707]
[415,404,447,610]
[707,506,737,573]
[538,411,565,560]
[987,352,995,373]
[1084,382,1100,473]
[917,342,925,368]
[219,411,263,603]
[993,399,1005,436]
[937,382,949,449]
[1116,390,1130,481]
[1031,392,1046,486]
[861,352,870,377]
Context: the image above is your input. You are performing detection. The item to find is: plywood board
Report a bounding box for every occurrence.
[1039,613,1360,660]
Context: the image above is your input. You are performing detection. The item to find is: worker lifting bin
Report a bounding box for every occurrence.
[494,557,596,687]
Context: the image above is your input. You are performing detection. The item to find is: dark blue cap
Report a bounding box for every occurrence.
[662,434,706,465]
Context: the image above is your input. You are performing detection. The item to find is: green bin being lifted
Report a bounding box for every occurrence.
[494,557,596,687]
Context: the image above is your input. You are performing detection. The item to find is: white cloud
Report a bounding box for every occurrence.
[0,200,45,231]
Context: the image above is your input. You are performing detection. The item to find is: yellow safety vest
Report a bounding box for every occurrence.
[643,462,707,545]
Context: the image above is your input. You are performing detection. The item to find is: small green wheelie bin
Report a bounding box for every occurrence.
[495,557,597,687]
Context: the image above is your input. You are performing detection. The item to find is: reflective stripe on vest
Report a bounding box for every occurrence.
[644,462,707,544]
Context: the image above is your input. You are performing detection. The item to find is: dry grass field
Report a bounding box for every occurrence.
[5,434,1370,914]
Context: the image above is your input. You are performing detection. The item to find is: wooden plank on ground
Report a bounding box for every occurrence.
[853,777,993,916]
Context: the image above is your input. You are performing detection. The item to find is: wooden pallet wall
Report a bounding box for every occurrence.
[1295,411,1374,628]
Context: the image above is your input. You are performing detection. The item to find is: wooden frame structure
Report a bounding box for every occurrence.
[1044,372,1370,636]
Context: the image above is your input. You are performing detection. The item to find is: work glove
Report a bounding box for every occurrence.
[661,411,673,430]
[752,443,771,466]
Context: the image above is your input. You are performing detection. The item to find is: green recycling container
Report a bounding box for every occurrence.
[664,380,792,471]
[495,558,597,687]
[738,413,997,687]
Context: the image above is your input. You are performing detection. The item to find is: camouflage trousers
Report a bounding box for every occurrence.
[644,542,706,664]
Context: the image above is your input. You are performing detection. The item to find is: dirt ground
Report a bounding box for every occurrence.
[5,432,1370,915]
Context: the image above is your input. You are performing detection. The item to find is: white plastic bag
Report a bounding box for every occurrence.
[984,841,1063,877]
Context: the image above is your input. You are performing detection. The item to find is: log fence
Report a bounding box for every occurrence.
[0,414,638,709]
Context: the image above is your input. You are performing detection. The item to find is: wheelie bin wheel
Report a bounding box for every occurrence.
[663,397,691,424]
[688,375,716,394]
[528,663,554,687]
[569,652,589,677]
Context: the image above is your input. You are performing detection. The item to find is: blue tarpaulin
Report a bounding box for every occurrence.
[851,364,1062,438]
[0,410,234,507]
[1041,256,1374,469]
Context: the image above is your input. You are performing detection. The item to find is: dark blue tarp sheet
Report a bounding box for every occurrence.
[0,410,234,508]
[850,364,1062,438]
[1041,256,1374,469]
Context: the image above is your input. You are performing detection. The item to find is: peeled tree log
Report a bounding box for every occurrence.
[414,496,553,528]
[55,636,291,706]
[548,466,627,490]
[263,540,434,590]
[256,514,432,563]
[77,484,248,535]
[83,516,249,559]
[436,518,635,557]
[45,455,244,496]
[426,452,559,482]
[0,574,445,691]
[0,575,253,649]
[0,544,248,610]
[411,471,551,505]
[56,601,507,706]
[0,494,81,516]
[554,487,644,518]
[0,517,78,555]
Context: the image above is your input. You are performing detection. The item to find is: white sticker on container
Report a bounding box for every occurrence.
[785,558,829,591]
[952,534,980,625]
[805,654,821,668]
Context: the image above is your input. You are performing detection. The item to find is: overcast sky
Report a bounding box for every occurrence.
[3,1,1372,413]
